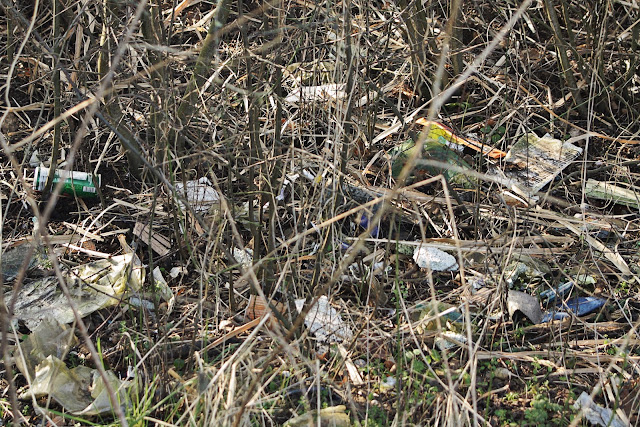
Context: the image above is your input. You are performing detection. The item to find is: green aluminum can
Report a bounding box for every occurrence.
[33,167,101,198]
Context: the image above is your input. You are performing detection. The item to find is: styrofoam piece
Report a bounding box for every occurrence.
[413,246,458,271]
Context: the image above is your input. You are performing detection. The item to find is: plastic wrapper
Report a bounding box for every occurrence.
[500,133,582,196]
[15,319,131,416]
[174,177,221,213]
[573,392,626,427]
[7,252,144,330]
[295,296,353,343]
[389,138,476,189]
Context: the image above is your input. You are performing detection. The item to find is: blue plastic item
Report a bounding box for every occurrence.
[539,281,574,306]
[358,213,379,238]
[562,297,606,316]
[539,296,606,323]
[540,312,570,323]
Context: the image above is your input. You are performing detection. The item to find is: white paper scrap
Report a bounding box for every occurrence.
[295,296,353,343]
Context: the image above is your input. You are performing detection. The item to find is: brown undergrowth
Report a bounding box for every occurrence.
[0,0,639,425]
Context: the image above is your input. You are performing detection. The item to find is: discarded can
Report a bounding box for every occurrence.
[32,167,100,198]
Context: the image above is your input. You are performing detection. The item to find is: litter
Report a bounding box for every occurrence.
[15,318,131,415]
[14,317,77,380]
[389,138,476,188]
[240,295,353,343]
[31,167,101,198]
[1,241,47,282]
[28,150,40,167]
[508,288,606,324]
[435,331,468,350]
[411,301,463,333]
[563,297,606,316]
[174,177,221,213]
[232,247,254,270]
[539,311,571,322]
[169,266,187,278]
[573,391,626,427]
[504,255,551,288]
[541,297,606,322]
[285,83,347,104]
[415,118,507,159]
[295,296,353,344]
[413,246,458,271]
[500,133,582,196]
[584,179,640,209]
[355,212,379,238]
[152,266,175,313]
[129,297,154,311]
[19,356,131,415]
[540,275,594,306]
[507,290,543,324]
[380,376,397,391]
[539,281,575,305]
[7,250,144,330]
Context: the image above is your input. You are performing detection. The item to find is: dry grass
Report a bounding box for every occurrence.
[1,0,639,426]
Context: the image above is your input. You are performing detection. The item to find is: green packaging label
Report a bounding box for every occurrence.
[33,167,101,198]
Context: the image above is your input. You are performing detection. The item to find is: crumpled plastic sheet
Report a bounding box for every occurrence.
[174,177,221,213]
[14,318,77,380]
[573,391,626,427]
[435,331,468,350]
[1,242,44,282]
[152,266,175,314]
[285,84,347,104]
[15,319,131,416]
[7,252,144,330]
[19,356,131,416]
[295,296,353,343]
